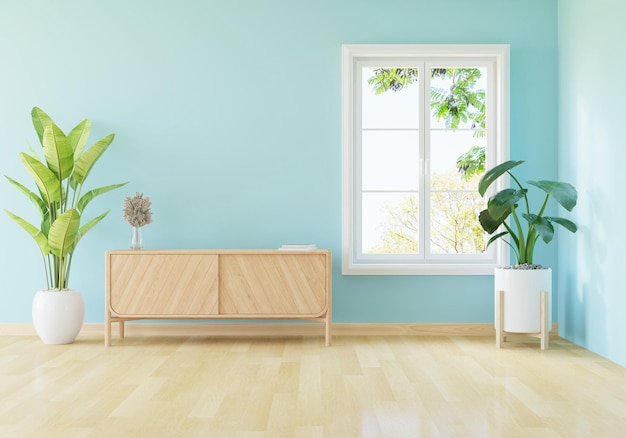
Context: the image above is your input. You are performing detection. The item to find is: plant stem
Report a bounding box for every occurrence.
[538,193,549,217]
[508,172,529,211]
[65,253,73,288]
[43,256,51,290]
[510,209,526,264]
[501,222,520,264]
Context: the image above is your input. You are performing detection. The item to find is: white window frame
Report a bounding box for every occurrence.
[342,44,510,275]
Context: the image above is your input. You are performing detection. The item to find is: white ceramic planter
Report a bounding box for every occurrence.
[32,289,85,344]
[494,267,551,333]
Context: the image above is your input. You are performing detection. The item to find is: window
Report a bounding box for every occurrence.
[342,45,509,274]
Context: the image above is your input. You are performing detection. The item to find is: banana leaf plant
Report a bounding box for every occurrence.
[4,107,127,290]
[478,160,577,265]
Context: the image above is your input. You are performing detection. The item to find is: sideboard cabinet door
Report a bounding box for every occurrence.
[109,254,219,316]
[219,254,327,316]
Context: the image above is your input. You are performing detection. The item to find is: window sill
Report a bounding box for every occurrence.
[342,261,498,275]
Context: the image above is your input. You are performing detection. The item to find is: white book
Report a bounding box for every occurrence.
[278,244,317,251]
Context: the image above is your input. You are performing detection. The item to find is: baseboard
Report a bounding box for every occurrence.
[0,322,559,338]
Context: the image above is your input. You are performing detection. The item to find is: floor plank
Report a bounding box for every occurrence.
[0,334,625,437]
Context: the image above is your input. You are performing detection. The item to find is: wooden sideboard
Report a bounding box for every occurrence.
[104,249,332,346]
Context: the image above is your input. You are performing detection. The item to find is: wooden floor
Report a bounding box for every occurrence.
[1,334,626,437]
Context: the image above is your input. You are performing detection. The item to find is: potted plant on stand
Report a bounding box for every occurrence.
[4,107,126,344]
[478,160,577,348]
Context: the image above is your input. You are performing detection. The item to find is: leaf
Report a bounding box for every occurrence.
[31,107,56,145]
[42,124,74,182]
[545,216,578,233]
[367,68,420,94]
[478,160,524,196]
[522,213,555,244]
[48,209,80,258]
[486,188,525,221]
[527,180,578,212]
[4,175,48,218]
[41,213,51,238]
[67,119,91,160]
[4,209,51,256]
[19,153,61,205]
[456,145,485,181]
[485,230,509,248]
[77,182,128,213]
[71,133,115,186]
[27,142,41,159]
[479,208,504,234]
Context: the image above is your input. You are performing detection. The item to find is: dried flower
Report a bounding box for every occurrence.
[123,192,152,227]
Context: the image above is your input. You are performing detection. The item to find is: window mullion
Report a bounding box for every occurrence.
[420,62,429,259]
[354,63,363,259]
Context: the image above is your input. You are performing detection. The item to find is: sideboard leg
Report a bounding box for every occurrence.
[325,324,331,347]
[325,313,332,347]
[540,290,549,350]
[105,313,111,347]
[119,320,125,339]
[495,290,504,348]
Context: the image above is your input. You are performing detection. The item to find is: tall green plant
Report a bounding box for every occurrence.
[4,107,127,290]
[478,160,577,265]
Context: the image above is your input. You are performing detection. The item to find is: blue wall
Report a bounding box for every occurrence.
[0,1,558,326]
[558,0,626,367]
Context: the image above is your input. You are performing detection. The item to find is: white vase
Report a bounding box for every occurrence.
[494,267,552,333]
[32,289,85,344]
[130,226,143,250]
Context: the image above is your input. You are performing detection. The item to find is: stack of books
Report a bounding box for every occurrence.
[278,244,317,251]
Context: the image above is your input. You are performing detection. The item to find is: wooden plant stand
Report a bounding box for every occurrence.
[495,289,550,350]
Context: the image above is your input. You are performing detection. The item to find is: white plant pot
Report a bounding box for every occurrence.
[32,289,85,344]
[494,267,551,333]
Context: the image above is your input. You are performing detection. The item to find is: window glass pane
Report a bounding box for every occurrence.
[362,192,419,254]
[362,68,419,129]
[430,191,486,254]
[362,130,419,191]
[428,66,488,255]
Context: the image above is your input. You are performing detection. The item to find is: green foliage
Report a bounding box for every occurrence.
[456,146,485,182]
[478,160,578,265]
[371,195,420,254]
[368,170,485,255]
[368,67,485,130]
[5,107,127,290]
[431,68,485,130]
[431,170,486,254]
[367,68,419,94]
